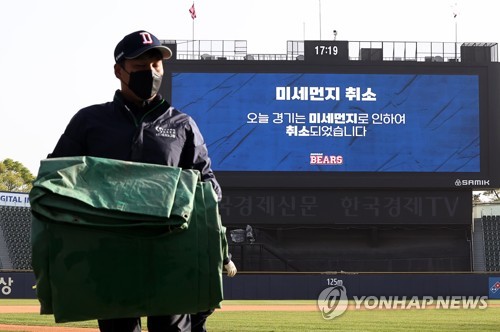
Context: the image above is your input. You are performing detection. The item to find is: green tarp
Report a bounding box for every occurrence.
[30,156,227,323]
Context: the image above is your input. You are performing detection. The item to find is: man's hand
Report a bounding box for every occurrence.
[224,261,237,277]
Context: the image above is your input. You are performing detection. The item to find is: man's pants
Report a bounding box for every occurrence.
[191,309,215,332]
[98,314,191,332]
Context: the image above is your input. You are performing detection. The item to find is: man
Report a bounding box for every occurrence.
[48,30,224,332]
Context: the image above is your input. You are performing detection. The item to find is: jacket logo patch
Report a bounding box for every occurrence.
[155,126,176,138]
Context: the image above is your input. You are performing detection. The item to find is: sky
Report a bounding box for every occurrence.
[1,0,499,175]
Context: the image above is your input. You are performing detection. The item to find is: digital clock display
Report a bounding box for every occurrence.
[304,40,348,63]
[314,45,339,56]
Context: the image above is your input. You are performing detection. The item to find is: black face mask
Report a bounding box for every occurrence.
[125,69,163,100]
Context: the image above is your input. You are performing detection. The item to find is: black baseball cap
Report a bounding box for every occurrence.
[114,30,172,63]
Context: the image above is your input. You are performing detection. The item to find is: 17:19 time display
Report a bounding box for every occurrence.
[314,45,339,56]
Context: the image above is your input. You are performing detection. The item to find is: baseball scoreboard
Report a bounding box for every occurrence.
[162,56,500,189]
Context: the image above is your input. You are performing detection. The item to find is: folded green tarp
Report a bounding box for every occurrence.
[30,156,227,323]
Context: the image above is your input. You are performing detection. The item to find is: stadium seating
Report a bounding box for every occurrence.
[482,215,500,271]
[0,206,32,270]
[1,204,499,273]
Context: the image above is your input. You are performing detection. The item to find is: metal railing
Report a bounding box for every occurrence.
[229,242,300,271]
[162,39,498,63]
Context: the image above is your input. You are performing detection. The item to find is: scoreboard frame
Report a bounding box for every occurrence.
[161,59,500,190]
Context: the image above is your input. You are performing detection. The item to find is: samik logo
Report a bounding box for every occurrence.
[317,280,348,320]
[455,179,490,186]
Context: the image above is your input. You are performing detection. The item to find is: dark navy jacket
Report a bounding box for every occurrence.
[49,90,221,200]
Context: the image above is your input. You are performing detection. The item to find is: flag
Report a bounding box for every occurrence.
[189,3,196,20]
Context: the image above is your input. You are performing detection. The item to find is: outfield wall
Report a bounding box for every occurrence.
[2,271,499,300]
[0,271,36,298]
[223,273,500,300]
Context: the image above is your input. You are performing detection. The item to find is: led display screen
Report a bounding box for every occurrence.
[172,72,479,172]
[163,61,500,189]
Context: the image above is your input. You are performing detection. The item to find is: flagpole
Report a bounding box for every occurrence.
[319,0,322,40]
[452,3,458,61]
[192,13,195,59]
[189,1,196,59]
[192,2,195,59]
[455,19,457,60]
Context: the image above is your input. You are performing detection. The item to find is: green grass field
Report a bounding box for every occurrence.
[0,299,499,331]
